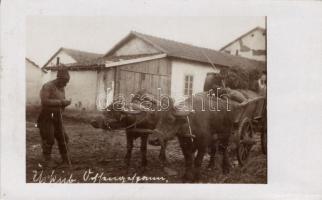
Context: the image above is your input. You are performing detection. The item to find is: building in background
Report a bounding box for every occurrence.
[43,47,104,68]
[26,58,47,106]
[41,48,104,110]
[44,31,265,111]
[220,27,266,61]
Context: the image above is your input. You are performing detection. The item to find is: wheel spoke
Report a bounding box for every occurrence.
[246,124,251,137]
[239,146,244,155]
[239,145,248,161]
[238,119,255,165]
[242,146,248,159]
[241,149,245,160]
[239,147,244,158]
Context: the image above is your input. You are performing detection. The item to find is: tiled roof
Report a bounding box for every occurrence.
[62,48,104,63]
[105,31,266,72]
[42,47,104,68]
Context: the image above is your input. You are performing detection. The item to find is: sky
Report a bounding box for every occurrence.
[26,16,265,67]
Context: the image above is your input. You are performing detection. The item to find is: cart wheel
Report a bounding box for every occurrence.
[236,118,254,167]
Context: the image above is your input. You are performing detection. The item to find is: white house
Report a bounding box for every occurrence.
[43,47,104,68]
[220,27,266,61]
[44,31,266,110]
[26,58,46,106]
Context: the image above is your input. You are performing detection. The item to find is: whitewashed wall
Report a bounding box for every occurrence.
[48,70,98,110]
[170,59,219,103]
[41,70,52,84]
[223,29,266,61]
[26,60,45,106]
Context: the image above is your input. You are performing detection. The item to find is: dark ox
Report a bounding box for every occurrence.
[90,91,168,170]
[148,92,237,182]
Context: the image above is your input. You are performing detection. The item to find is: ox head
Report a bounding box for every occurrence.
[90,91,160,130]
[90,100,139,130]
[148,98,191,146]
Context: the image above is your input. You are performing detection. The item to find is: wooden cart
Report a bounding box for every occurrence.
[233,96,267,166]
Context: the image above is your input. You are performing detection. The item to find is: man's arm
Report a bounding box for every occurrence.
[40,85,62,107]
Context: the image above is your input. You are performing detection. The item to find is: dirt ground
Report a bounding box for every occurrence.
[26,111,267,184]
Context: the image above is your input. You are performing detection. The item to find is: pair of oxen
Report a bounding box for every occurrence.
[91,90,237,182]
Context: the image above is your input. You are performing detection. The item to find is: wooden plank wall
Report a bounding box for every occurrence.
[114,58,171,102]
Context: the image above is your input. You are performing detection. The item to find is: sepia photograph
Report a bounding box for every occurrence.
[25,16,267,184]
[2,0,322,199]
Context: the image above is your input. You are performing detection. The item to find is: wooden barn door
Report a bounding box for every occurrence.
[117,58,171,102]
[119,70,136,102]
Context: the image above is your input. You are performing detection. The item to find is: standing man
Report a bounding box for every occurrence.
[37,66,71,168]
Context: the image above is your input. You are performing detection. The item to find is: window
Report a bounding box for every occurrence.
[235,50,239,56]
[184,75,193,96]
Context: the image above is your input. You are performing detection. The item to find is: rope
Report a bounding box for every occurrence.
[201,50,217,71]
[59,108,72,169]
[108,112,149,131]
[124,113,148,130]
[186,116,195,142]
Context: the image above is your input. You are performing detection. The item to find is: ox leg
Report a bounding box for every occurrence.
[194,145,207,182]
[207,141,217,170]
[140,135,148,168]
[219,138,231,174]
[158,141,167,166]
[124,133,134,168]
[178,136,194,183]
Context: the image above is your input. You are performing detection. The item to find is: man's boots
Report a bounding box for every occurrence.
[57,153,71,169]
[43,154,56,169]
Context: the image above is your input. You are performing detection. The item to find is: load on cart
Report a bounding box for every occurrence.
[203,66,267,166]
